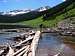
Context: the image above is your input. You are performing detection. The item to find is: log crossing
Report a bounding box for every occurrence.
[31,31,41,56]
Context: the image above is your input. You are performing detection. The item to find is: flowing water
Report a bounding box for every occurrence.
[36,33,75,56]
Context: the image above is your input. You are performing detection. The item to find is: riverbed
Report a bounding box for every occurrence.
[36,33,75,56]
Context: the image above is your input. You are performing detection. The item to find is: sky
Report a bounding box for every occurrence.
[0,0,66,12]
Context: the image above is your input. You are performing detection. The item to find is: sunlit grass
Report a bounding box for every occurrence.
[19,7,75,28]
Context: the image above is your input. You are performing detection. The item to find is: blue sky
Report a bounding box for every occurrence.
[0,0,65,12]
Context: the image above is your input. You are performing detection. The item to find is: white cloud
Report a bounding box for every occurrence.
[62,0,66,1]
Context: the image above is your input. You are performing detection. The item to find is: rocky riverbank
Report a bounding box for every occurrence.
[57,17,75,36]
[42,17,75,36]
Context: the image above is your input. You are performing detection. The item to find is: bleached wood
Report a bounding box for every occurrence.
[15,36,33,47]
[0,50,4,55]
[6,46,14,56]
[12,46,27,56]
[16,45,30,56]
[31,31,41,56]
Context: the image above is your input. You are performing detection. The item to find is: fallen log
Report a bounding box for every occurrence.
[23,46,31,56]
[12,46,27,56]
[6,46,14,56]
[15,36,33,47]
[17,45,30,56]
[31,31,41,56]
[23,50,28,56]
[0,50,4,55]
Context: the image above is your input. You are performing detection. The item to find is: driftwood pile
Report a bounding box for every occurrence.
[0,31,41,56]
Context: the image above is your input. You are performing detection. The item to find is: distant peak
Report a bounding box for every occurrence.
[0,6,50,16]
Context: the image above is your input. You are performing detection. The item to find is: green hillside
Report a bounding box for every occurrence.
[19,0,75,28]
[19,8,75,27]
[0,0,75,28]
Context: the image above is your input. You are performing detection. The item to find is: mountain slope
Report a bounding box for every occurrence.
[19,0,75,27]
[0,0,75,28]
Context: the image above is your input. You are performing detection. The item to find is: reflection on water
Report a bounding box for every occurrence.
[36,33,75,56]
[0,32,23,46]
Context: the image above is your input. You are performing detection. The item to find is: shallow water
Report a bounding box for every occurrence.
[0,32,23,46]
[36,33,75,56]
